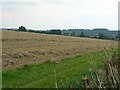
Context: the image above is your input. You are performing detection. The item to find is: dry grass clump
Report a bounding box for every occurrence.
[84,49,120,89]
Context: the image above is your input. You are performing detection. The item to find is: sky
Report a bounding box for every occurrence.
[1,0,119,30]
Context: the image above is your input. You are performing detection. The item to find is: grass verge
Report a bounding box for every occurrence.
[2,48,119,88]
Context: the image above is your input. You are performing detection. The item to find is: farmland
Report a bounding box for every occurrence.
[2,30,119,88]
[2,30,117,70]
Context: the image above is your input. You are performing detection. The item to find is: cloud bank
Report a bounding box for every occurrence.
[1,0,119,30]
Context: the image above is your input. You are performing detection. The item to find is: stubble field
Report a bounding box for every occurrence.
[2,30,118,70]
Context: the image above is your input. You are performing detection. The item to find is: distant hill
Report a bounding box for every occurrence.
[2,27,118,40]
[62,28,118,39]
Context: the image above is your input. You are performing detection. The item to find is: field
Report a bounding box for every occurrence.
[2,30,117,70]
[3,49,118,88]
[2,30,119,88]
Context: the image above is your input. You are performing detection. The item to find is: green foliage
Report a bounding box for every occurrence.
[71,32,75,36]
[80,32,85,37]
[28,30,42,33]
[47,29,62,35]
[18,26,26,32]
[98,33,107,39]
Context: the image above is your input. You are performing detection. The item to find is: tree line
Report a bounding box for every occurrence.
[16,26,118,40]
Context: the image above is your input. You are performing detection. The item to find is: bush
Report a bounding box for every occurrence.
[18,26,26,32]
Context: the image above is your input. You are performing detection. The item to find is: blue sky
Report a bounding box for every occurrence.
[1,0,119,30]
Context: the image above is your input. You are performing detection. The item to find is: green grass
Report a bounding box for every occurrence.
[2,48,119,88]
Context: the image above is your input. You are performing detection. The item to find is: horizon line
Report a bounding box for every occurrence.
[1,27,118,31]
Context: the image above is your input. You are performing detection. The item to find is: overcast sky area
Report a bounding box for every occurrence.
[1,0,119,30]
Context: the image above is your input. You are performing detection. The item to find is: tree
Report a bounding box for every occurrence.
[80,32,85,37]
[98,33,107,39]
[71,32,75,36]
[48,29,61,35]
[18,26,26,31]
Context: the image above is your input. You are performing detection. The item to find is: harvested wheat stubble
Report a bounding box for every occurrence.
[2,30,118,70]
